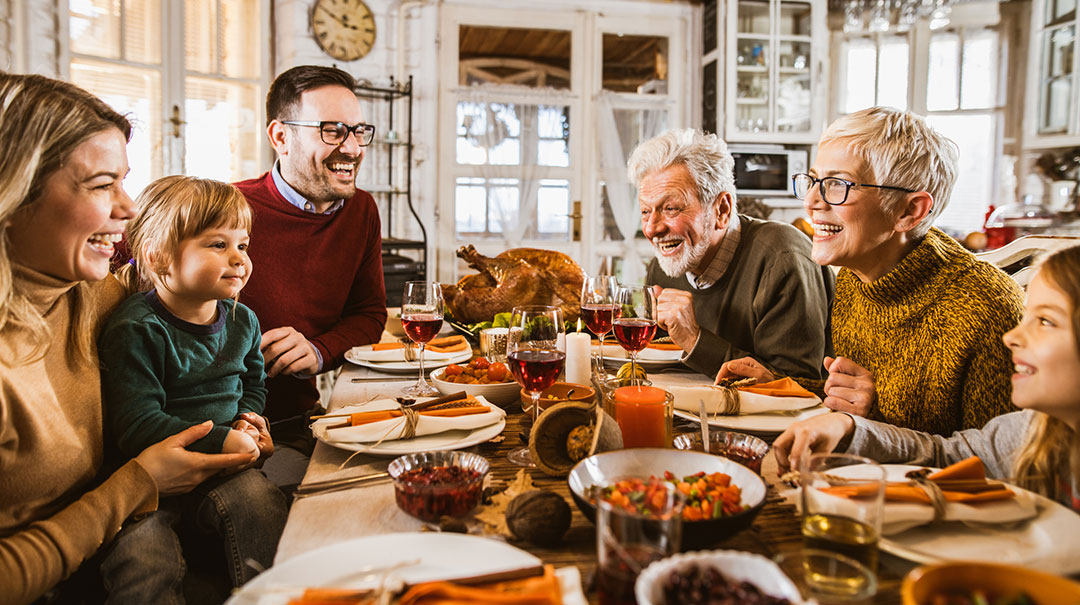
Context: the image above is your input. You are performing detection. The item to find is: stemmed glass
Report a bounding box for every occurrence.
[400,281,443,397]
[580,275,620,376]
[506,305,565,467]
[612,285,658,379]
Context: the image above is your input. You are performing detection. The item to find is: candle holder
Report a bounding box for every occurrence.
[600,378,673,449]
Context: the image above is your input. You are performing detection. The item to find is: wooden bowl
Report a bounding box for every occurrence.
[520,382,596,411]
[902,561,1080,605]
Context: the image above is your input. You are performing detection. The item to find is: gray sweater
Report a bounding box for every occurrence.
[646,215,834,379]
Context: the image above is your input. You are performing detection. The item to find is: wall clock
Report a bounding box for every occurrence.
[311,0,376,62]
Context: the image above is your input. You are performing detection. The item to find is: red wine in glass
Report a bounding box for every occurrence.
[582,303,618,335]
[402,313,443,344]
[613,318,657,353]
[508,349,565,393]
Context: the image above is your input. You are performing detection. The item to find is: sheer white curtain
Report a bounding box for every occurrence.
[459,84,567,247]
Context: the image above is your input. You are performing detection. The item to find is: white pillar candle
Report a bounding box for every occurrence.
[565,332,592,385]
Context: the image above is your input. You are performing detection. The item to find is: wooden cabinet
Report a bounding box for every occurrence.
[1025,0,1080,148]
[702,0,827,143]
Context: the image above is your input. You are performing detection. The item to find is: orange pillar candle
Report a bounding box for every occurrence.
[612,385,672,448]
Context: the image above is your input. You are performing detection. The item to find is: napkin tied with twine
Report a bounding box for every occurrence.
[311,397,505,444]
[672,377,821,416]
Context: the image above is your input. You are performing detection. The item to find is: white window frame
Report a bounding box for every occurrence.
[60,0,273,182]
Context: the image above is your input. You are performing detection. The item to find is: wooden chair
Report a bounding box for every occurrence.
[976,235,1080,287]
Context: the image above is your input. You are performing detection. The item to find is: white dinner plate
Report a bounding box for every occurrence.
[344,346,472,374]
[226,533,587,605]
[313,397,506,456]
[599,345,685,370]
[875,465,1080,575]
[674,404,830,434]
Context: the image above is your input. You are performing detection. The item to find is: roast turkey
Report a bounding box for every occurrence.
[442,246,585,324]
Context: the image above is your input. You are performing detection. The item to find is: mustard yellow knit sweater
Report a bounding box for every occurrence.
[802,228,1023,435]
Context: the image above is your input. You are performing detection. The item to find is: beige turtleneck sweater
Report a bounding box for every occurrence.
[797,228,1023,435]
[0,265,157,605]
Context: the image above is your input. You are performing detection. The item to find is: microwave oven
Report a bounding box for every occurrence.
[728,144,808,198]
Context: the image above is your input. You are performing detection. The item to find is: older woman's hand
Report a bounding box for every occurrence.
[822,356,877,417]
[772,412,855,475]
[136,421,257,496]
[715,357,776,383]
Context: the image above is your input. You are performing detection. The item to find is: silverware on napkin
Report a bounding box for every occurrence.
[293,471,391,499]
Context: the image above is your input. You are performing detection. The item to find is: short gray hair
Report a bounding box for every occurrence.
[627,128,737,212]
[820,107,958,238]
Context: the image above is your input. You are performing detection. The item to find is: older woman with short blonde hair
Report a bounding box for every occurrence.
[720,107,1022,435]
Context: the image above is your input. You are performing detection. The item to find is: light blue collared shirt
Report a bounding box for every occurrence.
[270,161,345,216]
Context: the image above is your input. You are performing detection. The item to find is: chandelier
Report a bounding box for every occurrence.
[838,0,955,34]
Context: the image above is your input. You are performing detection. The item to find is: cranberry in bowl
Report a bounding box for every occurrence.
[388,451,489,522]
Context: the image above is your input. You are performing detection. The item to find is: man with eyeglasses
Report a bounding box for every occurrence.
[629,128,835,381]
[720,106,1022,436]
[235,65,387,484]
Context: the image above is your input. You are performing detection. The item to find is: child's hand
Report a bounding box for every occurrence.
[222,428,259,458]
[233,412,274,461]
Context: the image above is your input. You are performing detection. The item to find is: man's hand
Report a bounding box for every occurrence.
[771,412,855,475]
[652,286,700,352]
[715,357,776,383]
[822,356,877,417]
[261,326,319,378]
[135,421,257,496]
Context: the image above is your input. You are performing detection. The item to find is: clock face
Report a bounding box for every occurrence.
[312,0,376,62]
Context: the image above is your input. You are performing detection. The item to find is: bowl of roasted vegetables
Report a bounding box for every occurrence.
[567,448,767,549]
[431,356,521,407]
[902,562,1080,605]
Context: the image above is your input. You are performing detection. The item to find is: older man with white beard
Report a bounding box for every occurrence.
[632,129,834,379]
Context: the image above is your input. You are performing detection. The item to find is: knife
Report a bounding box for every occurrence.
[293,471,391,499]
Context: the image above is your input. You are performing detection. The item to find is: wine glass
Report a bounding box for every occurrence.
[400,281,444,397]
[506,305,565,467]
[612,285,657,379]
[580,275,620,376]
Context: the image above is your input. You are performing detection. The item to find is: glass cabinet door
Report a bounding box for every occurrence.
[731,0,815,137]
[1039,24,1075,133]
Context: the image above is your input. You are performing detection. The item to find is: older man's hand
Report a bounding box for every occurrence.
[822,356,877,417]
[652,286,700,352]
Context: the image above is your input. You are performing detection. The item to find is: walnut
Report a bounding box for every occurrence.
[505,490,571,546]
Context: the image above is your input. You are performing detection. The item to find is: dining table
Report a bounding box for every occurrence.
[273,355,910,604]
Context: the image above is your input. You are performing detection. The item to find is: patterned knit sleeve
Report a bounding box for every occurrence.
[845,410,1032,479]
[960,275,1023,429]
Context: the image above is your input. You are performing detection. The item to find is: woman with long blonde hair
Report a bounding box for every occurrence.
[772,245,1080,510]
[0,73,258,603]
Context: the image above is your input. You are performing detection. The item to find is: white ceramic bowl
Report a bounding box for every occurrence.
[385,307,405,338]
[567,448,767,550]
[430,367,522,407]
[635,550,808,605]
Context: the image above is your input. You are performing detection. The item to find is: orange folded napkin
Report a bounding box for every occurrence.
[820,457,1016,505]
[428,341,468,353]
[428,335,465,347]
[344,405,489,427]
[737,377,816,398]
[371,342,405,351]
[647,342,682,351]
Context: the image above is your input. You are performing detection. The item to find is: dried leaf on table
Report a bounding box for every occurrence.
[487,434,506,444]
[474,469,535,536]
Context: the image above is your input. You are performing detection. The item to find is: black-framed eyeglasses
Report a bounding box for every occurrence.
[282,121,376,146]
[792,173,917,206]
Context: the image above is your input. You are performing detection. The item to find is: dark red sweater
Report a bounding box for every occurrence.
[235,172,386,420]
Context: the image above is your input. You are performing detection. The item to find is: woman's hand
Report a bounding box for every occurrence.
[772,413,856,475]
[822,356,877,417]
[135,421,257,496]
[715,357,776,383]
[234,412,274,461]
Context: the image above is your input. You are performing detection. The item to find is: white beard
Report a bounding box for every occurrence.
[652,212,716,278]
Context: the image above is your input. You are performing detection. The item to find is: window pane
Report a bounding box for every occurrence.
[184,78,262,182]
[602,34,668,93]
[70,0,121,59]
[70,59,162,198]
[536,179,569,235]
[489,183,520,234]
[843,37,876,113]
[877,36,909,110]
[777,74,811,132]
[927,32,960,111]
[926,114,996,235]
[124,0,161,63]
[458,26,570,89]
[221,0,261,78]
[960,30,997,109]
[455,180,487,233]
[185,0,217,74]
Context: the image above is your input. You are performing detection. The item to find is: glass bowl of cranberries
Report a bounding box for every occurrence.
[388,451,490,522]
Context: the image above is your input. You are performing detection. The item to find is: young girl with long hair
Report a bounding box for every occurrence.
[99,175,287,599]
[773,245,1080,511]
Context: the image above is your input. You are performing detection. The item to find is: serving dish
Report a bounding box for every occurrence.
[673,431,770,475]
[901,561,1080,605]
[388,451,489,522]
[431,367,521,407]
[566,448,767,550]
[635,550,807,605]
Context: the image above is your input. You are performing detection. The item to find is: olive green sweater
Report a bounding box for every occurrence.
[803,228,1022,435]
